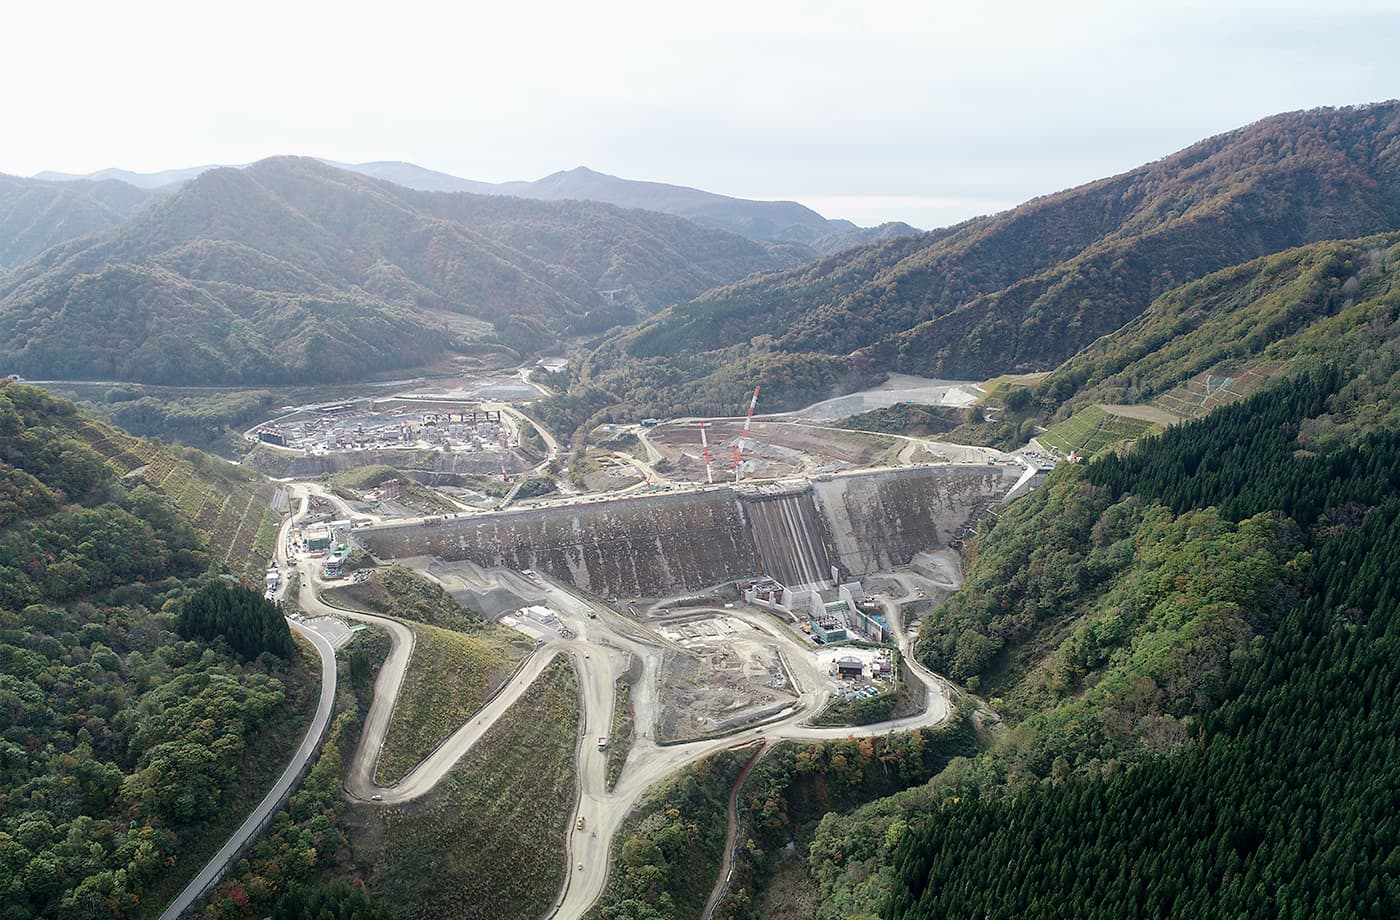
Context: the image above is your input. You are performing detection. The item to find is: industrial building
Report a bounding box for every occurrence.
[304,523,333,552]
[303,520,352,555]
[808,612,848,643]
[835,656,865,679]
[848,606,890,644]
[745,578,874,645]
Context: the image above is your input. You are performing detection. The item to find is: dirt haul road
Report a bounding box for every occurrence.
[272,483,955,920]
[540,584,955,920]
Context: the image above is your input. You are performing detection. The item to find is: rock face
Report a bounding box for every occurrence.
[355,464,1021,597]
[812,466,1015,575]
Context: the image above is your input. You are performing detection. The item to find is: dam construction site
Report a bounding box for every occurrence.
[234,370,1048,920]
[354,463,1020,600]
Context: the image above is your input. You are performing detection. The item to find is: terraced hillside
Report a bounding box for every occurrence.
[59,412,282,579]
[1035,405,1163,460]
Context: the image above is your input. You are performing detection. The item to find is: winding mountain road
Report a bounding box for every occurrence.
[158,619,337,920]
[191,482,962,920]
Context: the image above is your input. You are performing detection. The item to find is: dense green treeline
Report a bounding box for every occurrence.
[884,370,1400,918]
[199,630,394,920]
[102,388,278,452]
[715,719,979,920]
[177,580,293,660]
[1088,366,1400,525]
[915,468,1302,768]
[885,499,1400,919]
[0,598,306,919]
[0,382,311,918]
[270,881,393,920]
[0,385,208,609]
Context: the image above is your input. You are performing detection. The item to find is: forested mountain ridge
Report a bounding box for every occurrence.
[0,157,802,385]
[33,164,223,190]
[583,103,1400,419]
[964,232,1400,449]
[0,380,314,918]
[36,160,917,252]
[0,174,160,271]
[441,165,920,252]
[873,369,1400,919]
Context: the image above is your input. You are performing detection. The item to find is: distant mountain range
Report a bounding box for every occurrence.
[583,103,1400,417]
[21,104,1400,409]
[0,174,162,270]
[34,162,918,252]
[0,157,804,385]
[33,164,224,189]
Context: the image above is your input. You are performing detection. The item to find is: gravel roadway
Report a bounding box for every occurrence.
[187,482,961,920]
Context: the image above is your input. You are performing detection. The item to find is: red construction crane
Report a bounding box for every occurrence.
[733,385,760,483]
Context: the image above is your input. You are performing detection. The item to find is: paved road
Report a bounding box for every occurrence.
[287,546,570,804]
[158,619,337,920]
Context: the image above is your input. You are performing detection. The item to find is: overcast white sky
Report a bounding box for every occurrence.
[5,0,1398,228]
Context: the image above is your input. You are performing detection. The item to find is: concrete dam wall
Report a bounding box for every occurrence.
[745,491,832,589]
[813,465,1020,575]
[355,464,1021,598]
[358,490,761,598]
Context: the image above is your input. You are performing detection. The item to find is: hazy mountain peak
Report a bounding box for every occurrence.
[0,157,808,385]
[26,158,918,251]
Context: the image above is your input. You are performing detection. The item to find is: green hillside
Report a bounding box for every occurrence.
[0,158,802,385]
[0,380,315,919]
[970,232,1400,450]
[1035,405,1162,459]
[52,409,282,580]
[875,370,1400,919]
[578,103,1400,423]
[375,622,530,785]
[0,173,159,270]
